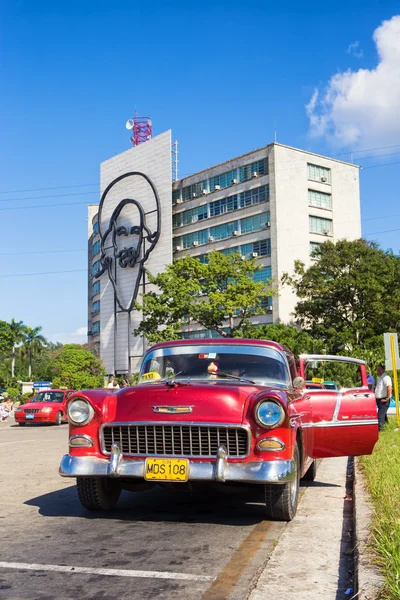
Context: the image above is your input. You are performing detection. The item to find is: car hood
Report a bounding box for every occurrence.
[109,382,261,424]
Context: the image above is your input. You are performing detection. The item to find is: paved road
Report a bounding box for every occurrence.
[0,422,289,600]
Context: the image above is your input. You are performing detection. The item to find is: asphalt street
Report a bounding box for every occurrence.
[0,422,289,600]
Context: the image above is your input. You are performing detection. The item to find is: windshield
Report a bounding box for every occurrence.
[139,344,290,387]
[31,391,64,403]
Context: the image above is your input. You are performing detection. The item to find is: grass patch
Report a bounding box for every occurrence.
[359,418,400,599]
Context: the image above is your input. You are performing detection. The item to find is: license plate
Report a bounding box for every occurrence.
[25,414,34,419]
[144,458,189,482]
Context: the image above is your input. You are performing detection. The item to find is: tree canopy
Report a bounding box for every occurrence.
[135,251,275,343]
[50,344,105,390]
[282,239,400,354]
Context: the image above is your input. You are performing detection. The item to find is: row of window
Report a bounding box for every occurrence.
[172,185,270,228]
[93,280,100,295]
[174,158,268,204]
[93,221,99,234]
[93,260,101,275]
[173,212,270,250]
[92,300,100,314]
[307,163,331,184]
[198,239,271,264]
[309,215,333,235]
[92,321,100,335]
[93,240,101,256]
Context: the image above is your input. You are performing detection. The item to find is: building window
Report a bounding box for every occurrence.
[92,300,100,314]
[181,229,209,249]
[308,189,332,210]
[92,321,100,335]
[253,238,271,256]
[93,260,101,275]
[92,280,100,296]
[209,170,237,193]
[238,185,269,207]
[181,205,208,226]
[260,296,273,309]
[172,190,181,205]
[253,266,272,283]
[182,181,207,202]
[209,221,239,241]
[239,159,267,182]
[240,212,270,235]
[209,194,239,217]
[310,242,322,256]
[93,240,101,256]
[93,221,99,234]
[307,163,331,184]
[309,216,333,235]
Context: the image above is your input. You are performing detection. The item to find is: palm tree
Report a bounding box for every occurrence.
[23,326,47,378]
[9,319,27,378]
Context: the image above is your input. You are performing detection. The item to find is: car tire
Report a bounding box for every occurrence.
[55,412,62,426]
[77,477,121,511]
[264,444,300,522]
[302,459,317,482]
[18,422,26,427]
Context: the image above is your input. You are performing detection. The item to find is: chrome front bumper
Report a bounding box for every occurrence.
[59,444,295,485]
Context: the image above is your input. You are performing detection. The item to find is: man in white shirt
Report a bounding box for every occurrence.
[375,364,392,431]
[107,375,120,390]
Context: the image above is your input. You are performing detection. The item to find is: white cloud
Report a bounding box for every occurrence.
[347,41,363,58]
[306,15,400,148]
[46,327,88,344]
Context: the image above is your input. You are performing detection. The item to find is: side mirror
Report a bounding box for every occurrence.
[293,377,305,390]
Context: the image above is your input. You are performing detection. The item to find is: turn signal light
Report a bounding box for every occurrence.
[69,435,94,448]
[258,439,285,451]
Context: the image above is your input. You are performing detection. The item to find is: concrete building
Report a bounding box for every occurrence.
[88,134,360,374]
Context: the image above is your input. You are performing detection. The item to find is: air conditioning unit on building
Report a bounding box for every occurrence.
[201,189,208,195]
[208,235,215,242]
[214,184,221,190]
[193,240,199,246]
[321,177,327,182]
[231,178,238,184]
[265,221,271,228]
[266,306,273,312]
[251,252,258,258]
[192,193,197,198]
[232,230,239,236]
[322,229,330,235]
[252,171,259,178]
[176,198,183,204]
[175,245,182,251]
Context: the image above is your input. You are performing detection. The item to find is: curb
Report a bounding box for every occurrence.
[354,458,385,599]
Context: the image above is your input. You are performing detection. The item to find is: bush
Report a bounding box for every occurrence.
[7,387,20,400]
[19,392,33,405]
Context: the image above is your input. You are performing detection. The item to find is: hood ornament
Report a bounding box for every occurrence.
[152,406,193,414]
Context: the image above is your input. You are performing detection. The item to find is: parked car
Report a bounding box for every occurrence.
[14,390,75,426]
[59,339,379,521]
[305,381,325,389]
[323,381,339,391]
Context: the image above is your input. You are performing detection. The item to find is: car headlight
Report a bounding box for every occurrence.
[67,398,94,426]
[255,400,285,428]
[41,407,52,413]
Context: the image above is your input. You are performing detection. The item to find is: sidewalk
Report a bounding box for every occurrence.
[250,456,355,600]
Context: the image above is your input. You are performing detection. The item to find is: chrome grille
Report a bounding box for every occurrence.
[101,424,249,458]
[24,408,40,413]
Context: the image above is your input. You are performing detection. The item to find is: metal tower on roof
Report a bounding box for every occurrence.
[125,114,152,146]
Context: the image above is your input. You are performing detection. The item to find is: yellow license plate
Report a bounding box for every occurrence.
[144,458,189,482]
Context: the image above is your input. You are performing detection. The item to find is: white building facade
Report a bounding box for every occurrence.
[88,137,360,374]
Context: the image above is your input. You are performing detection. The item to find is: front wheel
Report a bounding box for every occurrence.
[77,477,121,511]
[55,412,62,426]
[264,444,300,521]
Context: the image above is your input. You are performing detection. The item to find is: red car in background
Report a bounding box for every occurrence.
[14,390,75,426]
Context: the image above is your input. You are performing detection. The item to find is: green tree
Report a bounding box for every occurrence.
[9,319,27,378]
[0,321,13,356]
[50,344,105,390]
[23,326,47,378]
[238,323,325,355]
[282,239,400,353]
[135,252,276,343]
[7,387,20,400]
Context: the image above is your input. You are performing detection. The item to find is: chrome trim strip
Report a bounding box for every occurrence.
[302,419,378,429]
[332,392,343,422]
[152,406,193,414]
[59,454,295,484]
[257,437,286,451]
[69,434,94,448]
[99,422,251,459]
[299,354,366,366]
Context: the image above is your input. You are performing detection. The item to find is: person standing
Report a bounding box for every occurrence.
[107,375,120,390]
[375,364,392,431]
[367,372,375,391]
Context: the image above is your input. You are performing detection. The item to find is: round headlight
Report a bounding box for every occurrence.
[67,398,94,426]
[256,400,285,428]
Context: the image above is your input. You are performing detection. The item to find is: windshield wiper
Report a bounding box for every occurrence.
[160,371,189,387]
[213,371,256,385]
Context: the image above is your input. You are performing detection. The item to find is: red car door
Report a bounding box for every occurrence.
[299,355,379,458]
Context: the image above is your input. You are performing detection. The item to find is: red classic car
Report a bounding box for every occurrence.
[59,340,379,521]
[15,389,75,426]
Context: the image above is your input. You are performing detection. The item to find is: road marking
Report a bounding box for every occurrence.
[0,561,213,582]
[0,440,35,446]
[200,519,275,599]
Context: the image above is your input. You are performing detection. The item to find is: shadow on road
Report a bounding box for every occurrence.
[25,484,270,526]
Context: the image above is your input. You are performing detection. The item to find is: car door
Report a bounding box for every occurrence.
[299,355,379,458]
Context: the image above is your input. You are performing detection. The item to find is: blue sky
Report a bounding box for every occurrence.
[1,1,399,343]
